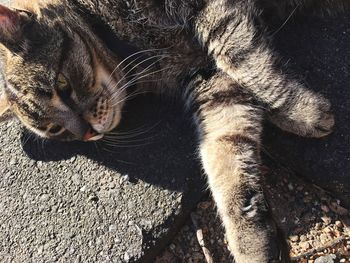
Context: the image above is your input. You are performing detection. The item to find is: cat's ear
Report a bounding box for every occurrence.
[0,91,14,122]
[0,5,33,46]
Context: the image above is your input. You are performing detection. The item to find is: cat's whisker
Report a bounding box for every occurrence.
[105,47,170,88]
[104,129,158,139]
[110,90,152,107]
[107,123,157,135]
[102,136,155,144]
[101,139,153,148]
[114,62,168,100]
[22,132,34,147]
[104,134,146,140]
[119,70,172,92]
[271,4,299,37]
[119,48,171,73]
[108,66,173,105]
[106,126,160,141]
[107,55,171,98]
[108,81,152,106]
[93,141,106,161]
[110,87,153,107]
[34,136,48,160]
[94,143,137,165]
[103,120,161,145]
[107,54,169,95]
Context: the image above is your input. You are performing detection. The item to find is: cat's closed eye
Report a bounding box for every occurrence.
[36,123,66,137]
[47,124,65,135]
[38,123,66,136]
[56,73,72,100]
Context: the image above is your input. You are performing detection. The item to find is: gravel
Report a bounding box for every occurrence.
[158,159,350,263]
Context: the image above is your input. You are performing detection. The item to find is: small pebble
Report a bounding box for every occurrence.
[72,174,82,185]
[321,205,330,213]
[321,216,331,225]
[314,254,336,263]
[324,227,332,233]
[329,202,348,216]
[88,194,98,202]
[335,221,343,228]
[198,202,211,210]
[300,235,307,242]
[320,233,329,244]
[301,241,310,250]
[315,222,323,230]
[123,252,130,261]
[334,230,342,237]
[290,235,299,242]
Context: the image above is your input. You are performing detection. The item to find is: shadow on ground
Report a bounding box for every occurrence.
[21,95,201,193]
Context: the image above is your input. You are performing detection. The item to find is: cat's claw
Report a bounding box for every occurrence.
[313,111,335,137]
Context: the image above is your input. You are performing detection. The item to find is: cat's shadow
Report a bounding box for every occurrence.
[21,95,202,191]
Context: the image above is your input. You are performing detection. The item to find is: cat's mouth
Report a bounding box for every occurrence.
[83,127,105,142]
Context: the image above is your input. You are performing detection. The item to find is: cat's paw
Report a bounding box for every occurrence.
[226,215,291,263]
[268,90,335,138]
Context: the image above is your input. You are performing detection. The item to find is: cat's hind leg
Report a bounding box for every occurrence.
[194,0,335,138]
[188,72,290,263]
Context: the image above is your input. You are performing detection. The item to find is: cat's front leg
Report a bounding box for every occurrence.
[189,73,290,263]
[194,0,334,138]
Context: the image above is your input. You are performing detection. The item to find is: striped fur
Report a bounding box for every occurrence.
[194,0,335,138]
[0,0,346,262]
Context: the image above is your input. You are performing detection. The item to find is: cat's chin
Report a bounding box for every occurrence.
[84,133,104,142]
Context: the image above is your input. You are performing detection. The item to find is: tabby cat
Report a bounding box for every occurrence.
[0,0,347,262]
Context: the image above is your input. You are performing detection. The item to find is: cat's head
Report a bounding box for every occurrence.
[0,3,128,141]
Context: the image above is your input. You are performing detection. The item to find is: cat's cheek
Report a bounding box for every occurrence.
[86,116,109,133]
[83,107,119,133]
[107,109,122,132]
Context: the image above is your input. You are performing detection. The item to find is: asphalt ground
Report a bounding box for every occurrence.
[0,95,204,263]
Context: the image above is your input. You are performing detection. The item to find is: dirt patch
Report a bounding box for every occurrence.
[157,160,350,263]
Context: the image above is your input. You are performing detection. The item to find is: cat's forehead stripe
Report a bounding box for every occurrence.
[6,83,20,96]
[17,101,42,122]
[7,82,52,99]
[34,88,53,98]
[57,29,71,71]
